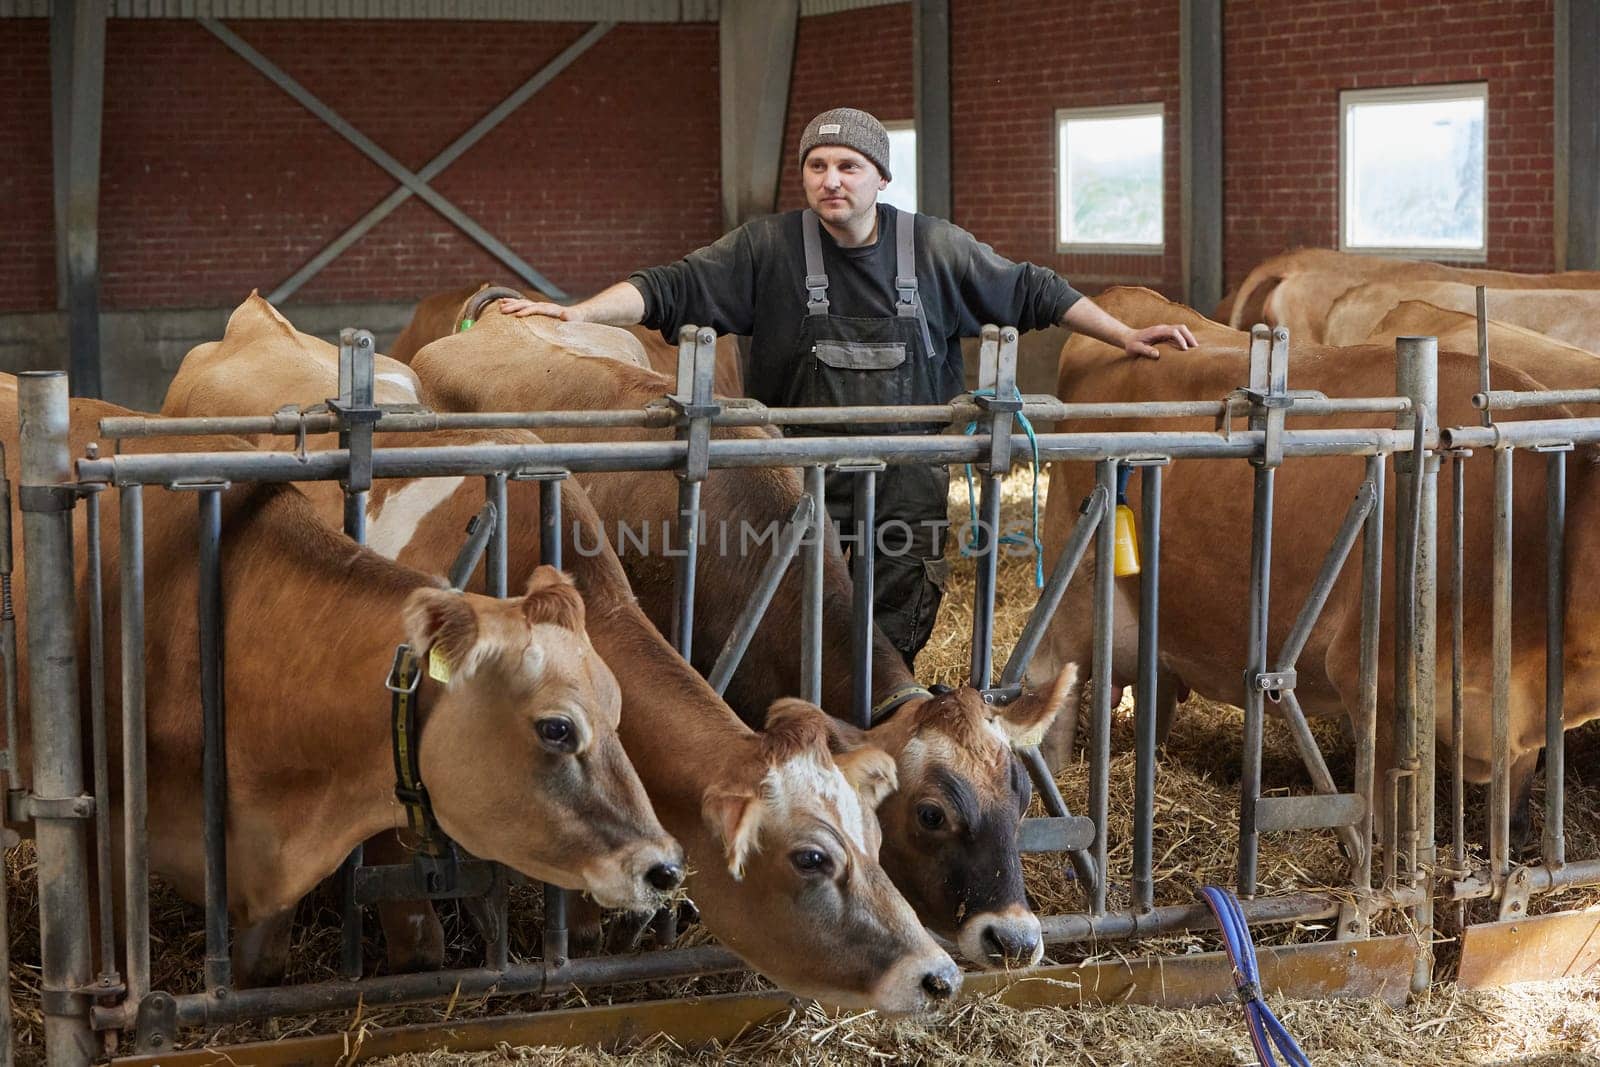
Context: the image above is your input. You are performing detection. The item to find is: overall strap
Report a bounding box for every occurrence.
[892,207,939,358]
[801,209,831,316]
[894,205,919,319]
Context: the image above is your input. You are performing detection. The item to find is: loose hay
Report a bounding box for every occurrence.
[9,466,1600,1064]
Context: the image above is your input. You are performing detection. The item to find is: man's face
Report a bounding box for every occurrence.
[803,146,888,231]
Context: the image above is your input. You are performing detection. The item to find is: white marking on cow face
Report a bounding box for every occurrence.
[762,754,869,852]
[367,476,465,560]
[376,371,419,402]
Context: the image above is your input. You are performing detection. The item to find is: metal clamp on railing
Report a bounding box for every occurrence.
[16,484,81,513]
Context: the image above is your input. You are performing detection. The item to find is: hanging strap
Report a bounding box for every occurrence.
[801,209,831,316]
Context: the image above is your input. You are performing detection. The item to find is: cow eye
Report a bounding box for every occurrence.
[790,848,834,878]
[536,716,577,753]
[917,803,946,831]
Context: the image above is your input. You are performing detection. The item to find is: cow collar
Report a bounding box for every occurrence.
[384,644,459,894]
[870,683,936,726]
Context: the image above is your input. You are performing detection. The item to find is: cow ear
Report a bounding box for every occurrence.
[995,664,1079,748]
[834,744,898,811]
[702,787,763,880]
[402,587,478,676]
[522,565,585,631]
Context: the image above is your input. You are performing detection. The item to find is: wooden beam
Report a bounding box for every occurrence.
[1180,0,1223,311]
[913,0,951,219]
[719,0,799,230]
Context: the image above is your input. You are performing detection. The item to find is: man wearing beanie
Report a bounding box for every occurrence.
[501,106,1196,669]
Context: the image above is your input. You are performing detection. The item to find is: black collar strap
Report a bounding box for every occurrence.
[385,644,458,893]
[870,683,934,726]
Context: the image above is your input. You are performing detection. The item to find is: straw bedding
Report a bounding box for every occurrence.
[7,468,1600,1064]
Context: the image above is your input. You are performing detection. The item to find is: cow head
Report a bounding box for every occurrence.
[694,699,961,1013]
[864,666,1077,969]
[402,566,683,914]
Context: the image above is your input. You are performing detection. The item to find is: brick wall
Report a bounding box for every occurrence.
[1224,0,1556,287]
[1,2,1561,316]
[1,18,721,313]
[0,21,56,313]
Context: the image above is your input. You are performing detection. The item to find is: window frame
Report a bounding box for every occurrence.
[1054,103,1166,255]
[1338,82,1489,262]
[880,118,919,214]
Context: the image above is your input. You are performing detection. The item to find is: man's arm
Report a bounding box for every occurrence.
[499,281,645,325]
[1060,296,1198,359]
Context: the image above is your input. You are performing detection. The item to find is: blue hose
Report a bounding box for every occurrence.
[961,388,1045,588]
[1201,886,1312,1067]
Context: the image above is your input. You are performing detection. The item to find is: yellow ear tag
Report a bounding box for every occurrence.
[427,647,452,685]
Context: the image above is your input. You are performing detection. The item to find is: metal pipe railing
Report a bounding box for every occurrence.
[95,394,1416,443]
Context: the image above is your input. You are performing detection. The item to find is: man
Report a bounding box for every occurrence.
[502,107,1196,668]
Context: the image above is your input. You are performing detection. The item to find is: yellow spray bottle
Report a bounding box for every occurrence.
[1113,466,1141,577]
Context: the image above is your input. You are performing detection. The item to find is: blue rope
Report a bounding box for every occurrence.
[961,388,1045,588]
[1201,886,1312,1067]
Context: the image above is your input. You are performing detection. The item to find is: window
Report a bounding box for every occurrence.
[880,121,918,214]
[1340,83,1487,258]
[1056,105,1164,252]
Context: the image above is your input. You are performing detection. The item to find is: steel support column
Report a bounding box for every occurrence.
[1180,0,1223,311]
[50,0,106,397]
[1556,0,1600,269]
[718,0,798,230]
[913,0,952,219]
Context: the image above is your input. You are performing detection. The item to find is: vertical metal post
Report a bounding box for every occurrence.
[197,488,230,993]
[539,477,568,969]
[1089,459,1116,916]
[0,445,16,1067]
[1397,335,1438,993]
[18,371,96,1067]
[800,465,825,705]
[852,468,878,730]
[1356,455,1385,892]
[970,475,1001,690]
[1238,462,1274,897]
[970,326,1016,691]
[1490,446,1513,883]
[1449,454,1466,929]
[670,327,717,660]
[119,484,150,1008]
[1544,449,1567,869]
[335,328,374,980]
[82,486,118,992]
[484,473,508,599]
[1238,325,1280,897]
[1131,464,1162,913]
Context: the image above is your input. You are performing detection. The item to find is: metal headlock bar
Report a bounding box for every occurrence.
[21,323,1600,1065]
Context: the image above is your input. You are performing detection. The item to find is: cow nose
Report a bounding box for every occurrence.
[981,923,1040,964]
[920,960,960,1002]
[645,862,683,892]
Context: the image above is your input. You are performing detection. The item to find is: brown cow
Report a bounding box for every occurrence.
[1032,287,1600,843]
[390,283,745,396]
[1,377,683,984]
[1226,248,1600,343]
[1326,282,1600,352]
[161,297,963,1011]
[408,294,1067,968]
[1360,301,1600,397]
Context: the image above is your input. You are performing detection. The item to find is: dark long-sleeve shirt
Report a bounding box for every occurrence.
[627,205,1083,405]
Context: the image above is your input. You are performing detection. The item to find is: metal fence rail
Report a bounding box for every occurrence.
[17,319,1597,1064]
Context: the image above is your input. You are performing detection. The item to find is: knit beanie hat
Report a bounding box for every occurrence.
[798,108,892,181]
